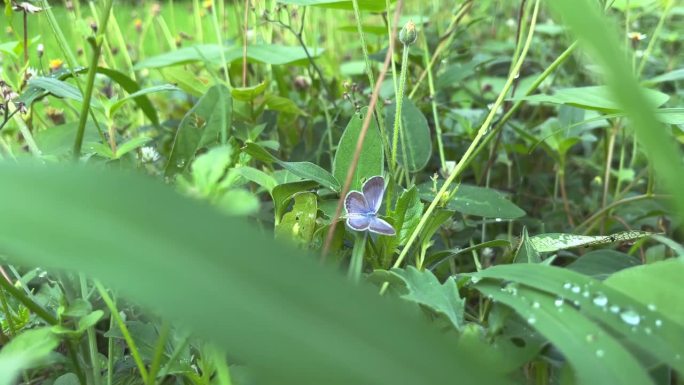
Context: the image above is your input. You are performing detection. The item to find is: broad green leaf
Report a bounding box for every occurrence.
[518,86,669,112]
[605,259,684,327]
[134,44,226,69]
[0,328,60,385]
[474,282,656,385]
[165,84,233,176]
[264,94,307,116]
[232,44,324,66]
[114,136,152,159]
[392,187,423,246]
[34,122,100,156]
[471,264,684,377]
[233,166,278,192]
[389,267,465,331]
[188,146,235,196]
[53,373,80,385]
[333,107,384,190]
[385,99,432,172]
[275,192,318,245]
[276,0,394,12]
[643,68,684,85]
[549,0,684,220]
[231,81,269,102]
[566,250,640,280]
[528,231,651,253]
[419,182,526,219]
[513,227,541,263]
[161,67,210,97]
[272,180,319,222]
[244,142,341,191]
[0,163,513,385]
[109,84,178,117]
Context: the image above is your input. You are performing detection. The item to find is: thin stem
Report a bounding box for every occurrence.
[348,233,368,283]
[380,0,540,294]
[73,0,114,159]
[636,0,673,77]
[95,281,149,383]
[421,31,447,171]
[80,275,101,385]
[390,44,410,171]
[212,0,232,87]
[147,320,171,385]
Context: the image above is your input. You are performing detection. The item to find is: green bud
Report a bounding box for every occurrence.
[399,20,417,46]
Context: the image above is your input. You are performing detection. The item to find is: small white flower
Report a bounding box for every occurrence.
[140,146,160,162]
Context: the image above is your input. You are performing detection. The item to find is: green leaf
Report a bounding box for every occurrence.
[275,192,318,245]
[114,136,152,159]
[272,180,319,221]
[231,81,269,102]
[188,146,235,195]
[244,142,341,191]
[53,373,80,385]
[165,84,233,176]
[605,259,684,327]
[0,328,60,385]
[471,264,684,378]
[513,227,541,263]
[392,187,423,247]
[276,0,394,12]
[474,282,656,385]
[161,67,210,97]
[566,250,640,280]
[25,77,84,102]
[133,44,227,69]
[518,86,670,112]
[419,182,526,219]
[34,122,100,156]
[528,231,651,253]
[96,67,166,126]
[643,68,684,85]
[264,95,307,116]
[0,163,513,385]
[233,166,278,192]
[385,99,432,172]
[333,107,384,190]
[109,84,178,117]
[217,189,260,216]
[390,267,465,331]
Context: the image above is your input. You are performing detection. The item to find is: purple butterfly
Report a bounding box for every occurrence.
[344,175,396,236]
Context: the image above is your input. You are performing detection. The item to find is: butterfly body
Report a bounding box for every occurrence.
[344,176,396,236]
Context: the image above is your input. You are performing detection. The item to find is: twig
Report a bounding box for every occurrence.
[321,0,405,259]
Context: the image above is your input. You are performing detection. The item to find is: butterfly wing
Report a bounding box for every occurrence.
[344,190,369,216]
[368,217,396,236]
[362,175,385,214]
[346,215,371,231]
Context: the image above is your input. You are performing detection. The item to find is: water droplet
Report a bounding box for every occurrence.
[655,319,663,327]
[503,282,519,296]
[676,354,681,360]
[592,294,608,307]
[647,303,657,311]
[470,276,482,284]
[532,301,540,309]
[554,298,564,307]
[582,291,590,298]
[573,300,580,307]
[644,327,652,335]
[596,349,605,358]
[527,316,536,325]
[571,285,581,294]
[586,334,596,343]
[563,282,572,290]
[495,218,503,222]
[620,310,641,326]
[609,305,620,314]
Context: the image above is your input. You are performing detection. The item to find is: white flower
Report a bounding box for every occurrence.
[140,146,160,162]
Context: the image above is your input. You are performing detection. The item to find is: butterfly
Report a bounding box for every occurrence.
[344,175,396,236]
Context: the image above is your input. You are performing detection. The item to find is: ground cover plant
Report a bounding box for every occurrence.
[0,0,683,384]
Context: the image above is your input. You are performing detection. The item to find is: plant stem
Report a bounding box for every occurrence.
[0,270,57,325]
[80,275,101,385]
[421,31,447,172]
[73,0,114,159]
[95,281,149,383]
[390,43,410,171]
[147,320,171,385]
[348,232,367,283]
[212,0,232,88]
[380,0,540,294]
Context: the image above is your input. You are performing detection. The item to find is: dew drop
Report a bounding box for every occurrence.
[592,294,608,307]
[620,310,641,326]
[644,327,652,335]
[532,301,540,309]
[609,305,620,314]
[586,334,596,343]
[470,276,482,284]
[495,218,503,222]
[563,282,572,290]
[596,349,605,358]
[582,291,590,298]
[655,319,663,327]
[527,316,537,325]
[571,285,581,294]
[647,303,657,311]
[554,298,564,307]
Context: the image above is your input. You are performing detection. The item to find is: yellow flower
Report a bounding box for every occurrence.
[49,59,64,71]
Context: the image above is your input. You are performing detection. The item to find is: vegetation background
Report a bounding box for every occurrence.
[0,0,683,384]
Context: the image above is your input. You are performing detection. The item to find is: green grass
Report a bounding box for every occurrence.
[0,0,683,384]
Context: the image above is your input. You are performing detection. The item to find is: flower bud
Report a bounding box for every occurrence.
[399,20,417,46]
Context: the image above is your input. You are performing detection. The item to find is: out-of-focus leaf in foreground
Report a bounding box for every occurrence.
[0,163,512,385]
